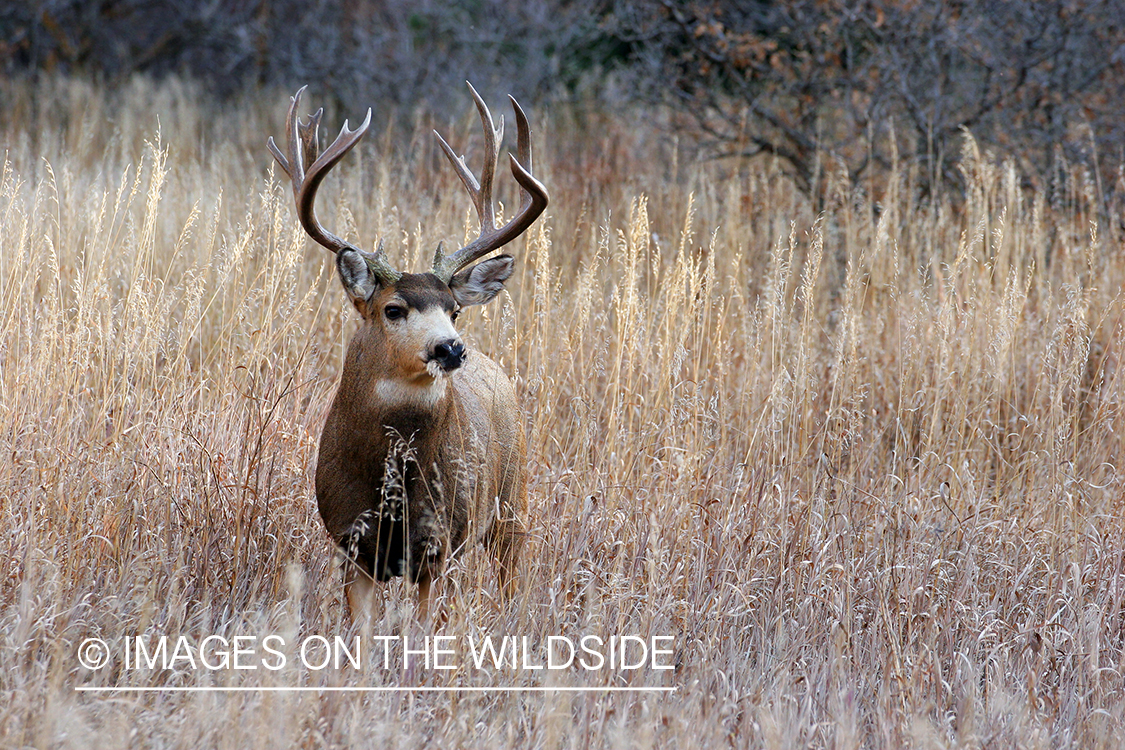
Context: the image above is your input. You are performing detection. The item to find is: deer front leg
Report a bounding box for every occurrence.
[417,572,447,622]
[344,562,385,625]
[488,519,525,605]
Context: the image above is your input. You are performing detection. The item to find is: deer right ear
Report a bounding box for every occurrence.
[337,249,380,308]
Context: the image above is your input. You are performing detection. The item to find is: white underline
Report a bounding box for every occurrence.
[76,686,675,693]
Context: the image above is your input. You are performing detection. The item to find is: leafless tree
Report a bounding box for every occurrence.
[597,0,1125,200]
[1,0,580,106]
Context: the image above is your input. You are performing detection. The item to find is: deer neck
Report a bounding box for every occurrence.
[337,330,456,444]
[374,374,451,420]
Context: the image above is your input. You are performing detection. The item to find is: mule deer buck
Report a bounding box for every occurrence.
[268,84,548,620]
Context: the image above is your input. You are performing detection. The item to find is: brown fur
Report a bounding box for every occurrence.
[268,86,546,620]
[315,273,526,618]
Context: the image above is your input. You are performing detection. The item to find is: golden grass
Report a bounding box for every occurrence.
[2,75,1124,748]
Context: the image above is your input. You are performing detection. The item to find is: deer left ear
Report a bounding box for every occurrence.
[450,254,514,307]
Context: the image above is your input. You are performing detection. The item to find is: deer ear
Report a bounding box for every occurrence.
[450,254,514,307]
[337,249,380,308]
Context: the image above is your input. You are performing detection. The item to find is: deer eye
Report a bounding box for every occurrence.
[450,310,461,324]
[384,305,407,321]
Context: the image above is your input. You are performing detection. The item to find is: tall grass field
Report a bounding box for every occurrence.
[2,76,1124,748]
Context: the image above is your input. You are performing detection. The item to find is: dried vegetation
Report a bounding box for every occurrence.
[1,76,1124,748]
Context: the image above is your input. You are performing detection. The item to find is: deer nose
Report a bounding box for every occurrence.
[431,339,466,372]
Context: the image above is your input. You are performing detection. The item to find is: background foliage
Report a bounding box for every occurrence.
[601,0,1125,200]
[5,1,1125,199]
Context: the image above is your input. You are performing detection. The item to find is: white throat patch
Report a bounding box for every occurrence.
[375,376,449,410]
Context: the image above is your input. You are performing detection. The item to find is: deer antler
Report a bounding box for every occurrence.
[431,82,549,284]
[268,86,401,285]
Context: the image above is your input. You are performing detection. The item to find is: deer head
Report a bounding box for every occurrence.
[268,84,547,374]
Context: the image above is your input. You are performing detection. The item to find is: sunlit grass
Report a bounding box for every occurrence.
[1,74,1123,748]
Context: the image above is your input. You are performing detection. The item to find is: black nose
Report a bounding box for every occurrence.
[431,340,465,371]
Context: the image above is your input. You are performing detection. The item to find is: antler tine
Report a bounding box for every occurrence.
[470,82,502,233]
[298,106,323,168]
[267,88,402,285]
[431,83,548,284]
[267,86,309,199]
[508,94,544,216]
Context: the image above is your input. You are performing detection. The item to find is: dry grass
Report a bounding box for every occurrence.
[2,75,1124,749]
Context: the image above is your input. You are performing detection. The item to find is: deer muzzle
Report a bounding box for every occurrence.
[429,339,466,373]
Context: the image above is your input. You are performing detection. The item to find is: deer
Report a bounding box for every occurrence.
[267,84,548,620]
